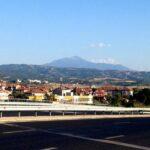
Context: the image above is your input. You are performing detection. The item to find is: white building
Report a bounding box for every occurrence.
[54,89,93,104]
[28,79,42,84]
[0,90,11,100]
[17,79,22,83]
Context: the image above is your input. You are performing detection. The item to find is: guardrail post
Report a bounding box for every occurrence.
[35,111,37,117]
[74,111,77,115]
[94,111,97,115]
[62,111,65,116]
[118,111,120,115]
[18,112,21,117]
[139,110,143,115]
[49,111,52,116]
[0,112,2,118]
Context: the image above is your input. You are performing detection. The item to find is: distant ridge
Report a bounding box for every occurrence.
[45,56,129,71]
[0,64,150,85]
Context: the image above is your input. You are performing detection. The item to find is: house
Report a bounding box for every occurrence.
[92,89,108,104]
[28,79,42,84]
[53,87,93,104]
[53,88,74,102]
[0,90,11,100]
[28,89,46,101]
[73,95,93,104]
[94,89,107,97]
[101,86,134,97]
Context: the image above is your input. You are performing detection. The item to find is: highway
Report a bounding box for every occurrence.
[0,117,150,150]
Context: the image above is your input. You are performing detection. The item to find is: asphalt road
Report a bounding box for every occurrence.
[0,117,150,150]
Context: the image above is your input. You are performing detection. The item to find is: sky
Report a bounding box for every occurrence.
[0,0,150,71]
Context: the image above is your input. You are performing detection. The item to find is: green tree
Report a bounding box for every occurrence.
[45,93,56,102]
[106,94,112,104]
[134,88,150,106]
[12,91,28,99]
[111,93,121,106]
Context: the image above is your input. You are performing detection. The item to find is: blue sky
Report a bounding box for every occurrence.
[0,0,150,70]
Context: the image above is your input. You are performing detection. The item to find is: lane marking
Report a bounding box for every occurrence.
[2,129,36,134]
[3,123,150,150]
[41,147,57,150]
[3,123,35,130]
[105,135,124,140]
[41,130,150,150]
[100,140,150,150]
[3,123,21,127]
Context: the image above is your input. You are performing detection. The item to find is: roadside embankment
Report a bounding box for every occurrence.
[0,114,150,123]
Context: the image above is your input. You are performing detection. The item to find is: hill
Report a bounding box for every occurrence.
[0,64,150,85]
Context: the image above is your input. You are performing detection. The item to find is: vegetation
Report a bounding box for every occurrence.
[0,64,150,85]
[111,93,121,106]
[133,88,150,106]
[11,90,28,99]
[103,89,150,107]
[44,93,56,102]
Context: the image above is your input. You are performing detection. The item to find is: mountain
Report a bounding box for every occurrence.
[0,64,150,85]
[46,56,129,71]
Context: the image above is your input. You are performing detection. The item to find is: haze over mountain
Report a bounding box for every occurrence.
[46,56,129,71]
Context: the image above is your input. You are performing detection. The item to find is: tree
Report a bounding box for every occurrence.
[111,93,121,106]
[106,94,112,104]
[121,95,134,107]
[134,88,150,106]
[44,93,56,102]
[11,91,28,99]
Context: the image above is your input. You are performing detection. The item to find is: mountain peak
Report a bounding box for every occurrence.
[46,56,129,71]
[63,56,85,61]
[70,56,82,59]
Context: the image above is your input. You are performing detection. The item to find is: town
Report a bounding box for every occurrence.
[0,79,150,107]
[0,0,150,149]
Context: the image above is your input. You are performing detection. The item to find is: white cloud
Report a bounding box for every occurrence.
[90,58,118,64]
[89,42,111,49]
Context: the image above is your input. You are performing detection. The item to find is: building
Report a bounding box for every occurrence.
[28,79,42,84]
[53,87,93,104]
[0,90,11,100]
[28,89,45,101]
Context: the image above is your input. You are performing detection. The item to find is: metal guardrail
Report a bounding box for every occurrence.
[0,101,150,117]
[1,99,52,103]
[0,101,150,111]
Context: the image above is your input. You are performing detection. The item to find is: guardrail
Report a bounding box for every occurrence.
[1,99,52,103]
[0,102,150,117]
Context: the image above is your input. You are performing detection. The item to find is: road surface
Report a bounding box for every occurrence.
[0,117,150,150]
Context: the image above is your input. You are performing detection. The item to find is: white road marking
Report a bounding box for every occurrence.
[3,123,21,127]
[3,123,150,150]
[41,130,150,150]
[100,140,150,150]
[2,129,36,134]
[41,147,57,150]
[105,135,124,140]
[3,123,35,130]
